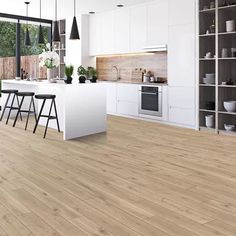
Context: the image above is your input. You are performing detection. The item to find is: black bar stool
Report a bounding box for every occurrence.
[13,92,37,130]
[0,89,22,124]
[33,94,60,138]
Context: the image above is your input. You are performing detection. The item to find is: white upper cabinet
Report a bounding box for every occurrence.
[101,11,115,55]
[114,8,130,54]
[130,4,147,52]
[147,0,168,46]
[168,23,195,87]
[168,0,195,26]
[89,14,101,56]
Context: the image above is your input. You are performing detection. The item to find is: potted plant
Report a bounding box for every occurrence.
[64,65,73,84]
[87,66,97,83]
[77,65,87,83]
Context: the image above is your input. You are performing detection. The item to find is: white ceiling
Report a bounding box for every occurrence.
[1,0,157,18]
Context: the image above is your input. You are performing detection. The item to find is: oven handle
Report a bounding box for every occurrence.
[139,91,162,95]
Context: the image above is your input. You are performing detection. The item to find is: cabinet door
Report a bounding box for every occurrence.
[168,24,195,87]
[101,11,115,55]
[106,83,117,114]
[116,84,139,116]
[169,0,195,26]
[89,14,101,55]
[130,4,147,52]
[117,84,139,103]
[168,86,195,127]
[114,8,130,54]
[147,0,168,46]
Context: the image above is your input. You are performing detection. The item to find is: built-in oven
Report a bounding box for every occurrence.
[139,85,162,117]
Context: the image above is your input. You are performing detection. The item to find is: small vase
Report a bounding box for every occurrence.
[64,76,72,84]
[79,75,86,83]
[47,68,54,81]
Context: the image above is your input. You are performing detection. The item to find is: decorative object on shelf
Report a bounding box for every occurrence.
[38,0,44,44]
[77,65,87,83]
[209,20,215,33]
[222,81,227,85]
[231,48,236,57]
[221,48,228,58]
[64,65,73,84]
[223,101,236,112]
[226,79,234,85]
[226,20,235,32]
[53,0,60,42]
[39,43,60,81]
[205,115,214,128]
[210,1,215,9]
[203,77,215,84]
[224,124,235,132]
[87,67,97,83]
[205,52,212,59]
[24,1,31,46]
[205,101,215,110]
[70,0,80,40]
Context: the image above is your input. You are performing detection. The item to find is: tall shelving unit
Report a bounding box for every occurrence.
[53,19,66,79]
[198,0,236,136]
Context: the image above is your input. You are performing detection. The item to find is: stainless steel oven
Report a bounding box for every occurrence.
[139,85,162,117]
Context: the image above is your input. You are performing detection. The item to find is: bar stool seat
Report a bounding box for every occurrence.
[13,92,37,130]
[33,94,60,138]
[35,94,56,99]
[1,89,18,94]
[0,89,22,124]
[16,92,35,97]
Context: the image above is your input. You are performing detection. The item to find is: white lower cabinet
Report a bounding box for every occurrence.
[106,83,117,114]
[117,84,139,116]
[168,86,195,127]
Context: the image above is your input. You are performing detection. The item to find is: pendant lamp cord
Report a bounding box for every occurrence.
[55,0,57,21]
[40,0,41,19]
[74,0,76,17]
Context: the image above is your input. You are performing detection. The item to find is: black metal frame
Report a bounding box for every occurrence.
[0,12,53,77]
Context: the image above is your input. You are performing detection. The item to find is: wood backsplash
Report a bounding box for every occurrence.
[96,52,167,83]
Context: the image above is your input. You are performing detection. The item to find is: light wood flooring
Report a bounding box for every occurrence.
[0,115,236,236]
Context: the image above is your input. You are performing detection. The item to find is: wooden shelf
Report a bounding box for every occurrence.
[199,84,215,87]
[199,8,216,13]
[218,111,236,115]
[199,33,215,37]
[199,58,215,61]
[218,85,236,88]
[200,109,216,113]
[218,57,236,60]
[218,31,236,35]
[218,4,236,10]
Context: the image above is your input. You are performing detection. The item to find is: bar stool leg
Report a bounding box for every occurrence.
[32,97,37,122]
[0,93,11,121]
[16,95,23,121]
[43,99,54,139]
[6,94,16,125]
[13,96,25,127]
[53,99,60,133]
[25,97,33,130]
[33,99,46,134]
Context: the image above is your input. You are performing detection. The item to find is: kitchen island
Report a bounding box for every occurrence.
[1,80,107,140]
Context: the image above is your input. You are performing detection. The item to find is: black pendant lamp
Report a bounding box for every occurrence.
[70,0,80,40]
[25,1,31,46]
[52,0,60,42]
[38,0,45,44]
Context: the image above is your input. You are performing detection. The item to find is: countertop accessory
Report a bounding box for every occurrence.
[203,77,215,84]
[64,65,73,84]
[205,115,214,128]
[77,65,87,83]
[224,101,236,112]
[224,124,235,132]
[226,20,235,32]
[221,48,228,58]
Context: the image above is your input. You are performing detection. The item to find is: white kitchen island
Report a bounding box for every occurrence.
[1,80,107,140]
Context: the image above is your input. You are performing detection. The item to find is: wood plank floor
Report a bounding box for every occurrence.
[0,115,236,236]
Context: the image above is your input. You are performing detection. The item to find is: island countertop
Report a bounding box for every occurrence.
[1,80,107,140]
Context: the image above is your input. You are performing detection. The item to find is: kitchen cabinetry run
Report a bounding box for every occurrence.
[89,0,169,55]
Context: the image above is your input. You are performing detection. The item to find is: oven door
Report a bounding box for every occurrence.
[139,86,162,116]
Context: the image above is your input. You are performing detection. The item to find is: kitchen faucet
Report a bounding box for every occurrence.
[111,65,121,81]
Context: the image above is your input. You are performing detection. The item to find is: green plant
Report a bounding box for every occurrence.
[77,65,88,76]
[87,66,97,77]
[65,65,74,77]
